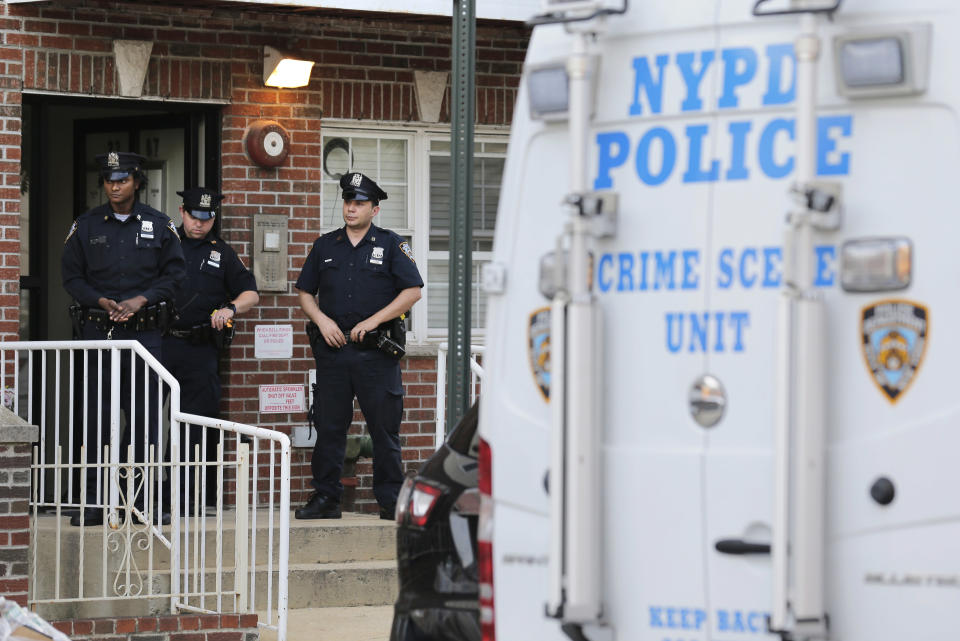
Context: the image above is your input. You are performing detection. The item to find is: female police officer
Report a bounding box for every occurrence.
[294,172,423,520]
[61,151,185,526]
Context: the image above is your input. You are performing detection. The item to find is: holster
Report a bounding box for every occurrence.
[305,321,323,359]
[212,321,235,350]
[68,303,84,339]
[360,319,405,360]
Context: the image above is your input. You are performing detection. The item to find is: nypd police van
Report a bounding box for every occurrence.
[477,0,958,640]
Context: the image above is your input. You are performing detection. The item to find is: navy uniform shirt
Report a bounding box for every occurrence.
[173,230,258,329]
[295,224,424,331]
[61,202,186,308]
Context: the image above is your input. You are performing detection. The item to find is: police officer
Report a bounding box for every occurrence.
[294,172,423,520]
[163,187,259,514]
[61,151,185,526]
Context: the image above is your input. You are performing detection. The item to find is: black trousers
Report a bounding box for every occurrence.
[161,335,221,511]
[79,324,162,507]
[311,343,404,508]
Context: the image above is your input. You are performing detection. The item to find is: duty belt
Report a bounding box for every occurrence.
[168,323,234,350]
[70,301,174,336]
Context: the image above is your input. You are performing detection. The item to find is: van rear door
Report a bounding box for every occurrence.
[588,3,721,636]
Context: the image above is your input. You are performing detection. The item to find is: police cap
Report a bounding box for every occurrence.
[177,187,224,221]
[339,172,388,203]
[95,151,146,181]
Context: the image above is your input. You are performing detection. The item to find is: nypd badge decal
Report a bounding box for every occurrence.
[528,308,551,400]
[399,241,415,263]
[861,300,928,403]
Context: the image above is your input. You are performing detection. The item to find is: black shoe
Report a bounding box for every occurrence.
[295,493,341,520]
[379,504,397,521]
[70,508,104,527]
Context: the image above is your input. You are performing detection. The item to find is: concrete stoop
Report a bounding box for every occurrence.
[30,511,399,622]
[258,605,394,641]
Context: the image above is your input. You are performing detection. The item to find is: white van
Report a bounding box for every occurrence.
[477,1,960,640]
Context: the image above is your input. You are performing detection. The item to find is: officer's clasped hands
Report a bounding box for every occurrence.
[99,295,145,322]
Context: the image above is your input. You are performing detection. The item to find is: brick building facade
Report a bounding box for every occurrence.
[0,0,529,512]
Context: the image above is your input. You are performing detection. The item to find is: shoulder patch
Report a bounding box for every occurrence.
[399,240,415,263]
[64,220,78,245]
[167,220,180,241]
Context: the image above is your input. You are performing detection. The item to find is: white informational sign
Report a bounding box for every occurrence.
[255,324,293,359]
[259,384,305,414]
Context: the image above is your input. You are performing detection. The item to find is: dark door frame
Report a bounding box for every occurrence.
[20,95,222,339]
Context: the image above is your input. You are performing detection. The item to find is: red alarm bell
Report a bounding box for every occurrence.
[245,119,290,168]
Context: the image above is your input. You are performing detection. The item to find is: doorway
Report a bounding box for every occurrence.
[20,96,221,341]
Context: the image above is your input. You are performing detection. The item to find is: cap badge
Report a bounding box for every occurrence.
[199,193,212,208]
[350,173,363,187]
[861,299,928,403]
[107,152,119,168]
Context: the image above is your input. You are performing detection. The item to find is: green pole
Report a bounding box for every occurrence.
[447,0,475,434]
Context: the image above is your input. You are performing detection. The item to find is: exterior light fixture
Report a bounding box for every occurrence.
[263,45,314,88]
[833,24,931,98]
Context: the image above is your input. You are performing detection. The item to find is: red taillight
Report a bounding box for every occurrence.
[478,436,492,495]
[478,437,495,641]
[479,539,495,641]
[409,482,442,527]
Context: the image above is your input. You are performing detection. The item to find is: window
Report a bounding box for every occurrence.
[320,126,508,345]
[427,139,506,334]
[320,132,411,233]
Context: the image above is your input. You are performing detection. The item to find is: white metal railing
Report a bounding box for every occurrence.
[1,340,290,641]
[435,342,484,448]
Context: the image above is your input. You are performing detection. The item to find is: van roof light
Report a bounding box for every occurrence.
[833,24,930,98]
[839,38,904,88]
[527,64,570,121]
[526,56,599,122]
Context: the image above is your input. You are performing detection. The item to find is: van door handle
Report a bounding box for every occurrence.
[714,538,771,555]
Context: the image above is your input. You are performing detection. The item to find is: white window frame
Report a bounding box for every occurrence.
[320,120,509,347]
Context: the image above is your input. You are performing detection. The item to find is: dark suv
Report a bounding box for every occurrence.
[390,402,480,641]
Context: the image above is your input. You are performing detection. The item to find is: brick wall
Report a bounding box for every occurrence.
[0,441,30,606]
[0,0,529,511]
[51,612,258,641]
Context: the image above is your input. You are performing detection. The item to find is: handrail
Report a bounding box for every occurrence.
[2,340,290,641]
[435,342,485,449]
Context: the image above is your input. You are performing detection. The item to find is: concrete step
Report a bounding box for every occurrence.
[36,559,399,620]
[32,510,397,567]
[257,605,394,641]
[31,511,399,621]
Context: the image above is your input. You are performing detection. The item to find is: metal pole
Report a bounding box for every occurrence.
[447,0,475,434]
